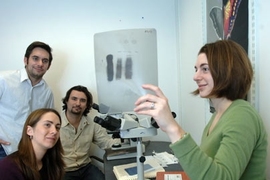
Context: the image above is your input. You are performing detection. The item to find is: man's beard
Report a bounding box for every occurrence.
[29,72,43,80]
[71,107,82,115]
[26,67,44,80]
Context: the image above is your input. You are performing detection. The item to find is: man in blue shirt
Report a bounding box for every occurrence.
[0,41,54,159]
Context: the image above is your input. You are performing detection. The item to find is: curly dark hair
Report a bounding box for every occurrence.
[62,85,93,116]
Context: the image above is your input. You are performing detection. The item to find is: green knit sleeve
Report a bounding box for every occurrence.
[168,100,267,180]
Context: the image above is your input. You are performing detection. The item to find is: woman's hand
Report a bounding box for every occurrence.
[134,84,185,143]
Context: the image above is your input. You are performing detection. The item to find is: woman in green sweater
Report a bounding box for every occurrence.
[134,40,267,180]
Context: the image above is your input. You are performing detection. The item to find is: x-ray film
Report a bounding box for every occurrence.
[94,28,158,113]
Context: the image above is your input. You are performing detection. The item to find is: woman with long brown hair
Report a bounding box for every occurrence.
[0,108,65,180]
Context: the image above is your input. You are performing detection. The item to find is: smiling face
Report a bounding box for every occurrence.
[24,47,50,84]
[27,112,61,152]
[66,90,87,115]
[193,53,214,98]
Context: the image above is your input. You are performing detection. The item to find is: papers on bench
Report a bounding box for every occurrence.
[113,156,165,180]
[151,151,179,167]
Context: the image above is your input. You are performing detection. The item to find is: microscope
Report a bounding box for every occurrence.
[92,103,159,180]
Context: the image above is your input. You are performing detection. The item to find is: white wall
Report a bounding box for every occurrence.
[256,1,270,179]
[0,0,269,178]
[177,1,209,146]
[0,0,179,142]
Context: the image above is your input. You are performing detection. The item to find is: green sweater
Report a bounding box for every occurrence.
[170,100,267,180]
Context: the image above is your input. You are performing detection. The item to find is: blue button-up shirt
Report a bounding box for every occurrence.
[0,68,54,154]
